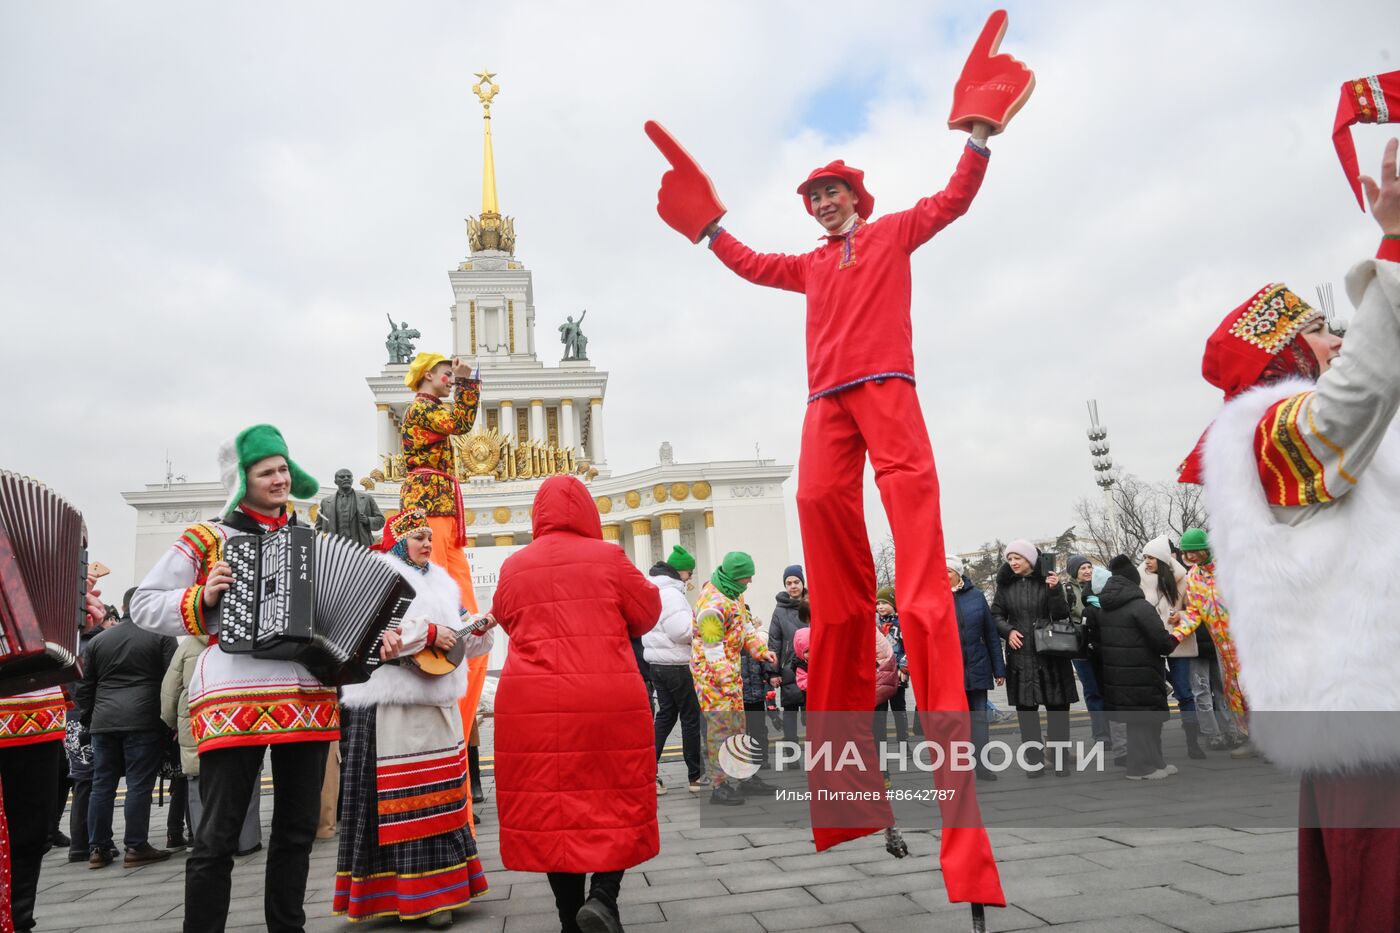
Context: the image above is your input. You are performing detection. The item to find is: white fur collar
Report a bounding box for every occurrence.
[340,556,469,709]
[1202,376,1400,772]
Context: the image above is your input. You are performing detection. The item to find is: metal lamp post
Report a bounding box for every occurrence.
[1087,400,1118,556]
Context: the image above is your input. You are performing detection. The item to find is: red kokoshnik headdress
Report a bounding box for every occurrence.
[1334,71,1400,210]
[374,507,430,553]
[1177,284,1323,484]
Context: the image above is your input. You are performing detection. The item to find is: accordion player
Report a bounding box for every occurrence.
[0,470,88,696]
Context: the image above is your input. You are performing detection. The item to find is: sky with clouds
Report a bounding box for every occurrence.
[2,1,1396,595]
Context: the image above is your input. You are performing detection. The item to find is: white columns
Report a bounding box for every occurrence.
[499,400,516,443]
[376,404,397,457]
[560,398,576,453]
[629,519,653,570]
[529,399,545,444]
[589,397,605,464]
[659,513,681,560]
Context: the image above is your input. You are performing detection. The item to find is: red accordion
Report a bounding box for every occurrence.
[0,470,88,695]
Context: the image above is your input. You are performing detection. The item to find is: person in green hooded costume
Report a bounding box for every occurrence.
[690,551,777,805]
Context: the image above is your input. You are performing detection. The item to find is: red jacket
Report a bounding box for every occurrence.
[491,475,662,873]
[710,142,989,400]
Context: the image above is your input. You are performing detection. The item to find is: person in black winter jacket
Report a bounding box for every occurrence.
[75,600,177,868]
[948,557,1005,781]
[990,539,1076,777]
[1085,557,1187,780]
[766,565,808,744]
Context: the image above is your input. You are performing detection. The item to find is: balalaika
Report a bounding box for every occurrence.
[0,471,87,694]
[218,525,411,686]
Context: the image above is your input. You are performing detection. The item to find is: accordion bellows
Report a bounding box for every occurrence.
[0,470,87,694]
[219,525,410,686]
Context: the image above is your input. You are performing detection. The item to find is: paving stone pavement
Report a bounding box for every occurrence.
[33,717,1305,933]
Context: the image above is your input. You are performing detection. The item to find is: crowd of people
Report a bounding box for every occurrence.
[624,532,1254,795]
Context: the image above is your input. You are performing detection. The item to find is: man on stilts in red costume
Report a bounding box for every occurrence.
[645,11,1034,926]
[1178,72,1400,932]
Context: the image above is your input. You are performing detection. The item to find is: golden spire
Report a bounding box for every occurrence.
[466,69,515,255]
[473,69,499,215]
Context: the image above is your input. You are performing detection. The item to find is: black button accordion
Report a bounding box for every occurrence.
[0,471,87,695]
[218,525,411,686]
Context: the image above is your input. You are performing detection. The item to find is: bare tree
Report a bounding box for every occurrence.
[872,534,896,589]
[966,539,1006,595]
[1074,472,1209,564]
[1165,480,1208,538]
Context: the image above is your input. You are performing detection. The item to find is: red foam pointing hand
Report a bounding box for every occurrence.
[947,10,1036,136]
[644,120,727,243]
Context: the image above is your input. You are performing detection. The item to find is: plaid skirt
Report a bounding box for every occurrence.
[332,705,488,921]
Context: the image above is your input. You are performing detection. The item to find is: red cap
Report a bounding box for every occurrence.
[1334,72,1400,210]
[797,161,874,220]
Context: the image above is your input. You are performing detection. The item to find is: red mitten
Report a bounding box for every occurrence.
[947,10,1036,136]
[644,120,726,243]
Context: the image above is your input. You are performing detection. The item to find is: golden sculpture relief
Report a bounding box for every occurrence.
[625,490,641,509]
[449,427,579,482]
[492,506,511,525]
[659,513,682,531]
[463,510,475,527]
[692,481,712,500]
[494,533,514,546]
[596,496,613,514]
[670,482,690,501]
[380,454,408,482]
[630,519,652,536]
[704,510,715,528]
[652,484,669,503]
[601,523,621,542]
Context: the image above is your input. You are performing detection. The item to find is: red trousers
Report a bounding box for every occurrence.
[798,379,1004,906]
[1299,773,1400,931]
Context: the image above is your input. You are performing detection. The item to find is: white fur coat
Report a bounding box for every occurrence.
[1202,374,1400,773]
[340,555,491,709]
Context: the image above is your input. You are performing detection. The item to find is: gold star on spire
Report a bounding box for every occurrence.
[472,69,500,116]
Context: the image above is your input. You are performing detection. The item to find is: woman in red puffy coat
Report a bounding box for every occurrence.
[491,475,662,933]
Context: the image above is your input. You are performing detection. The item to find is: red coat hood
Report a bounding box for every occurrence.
[531,475,602,540]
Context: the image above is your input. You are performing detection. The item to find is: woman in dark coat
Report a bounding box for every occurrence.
[766,565,808,744]
[949,558,1004,781]
[491,476,663,933]
[1085,557,1186,780]
[990,540,1076,777]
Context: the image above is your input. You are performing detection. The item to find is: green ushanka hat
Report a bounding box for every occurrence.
[217,424,319,518]
[667,545,696,572]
